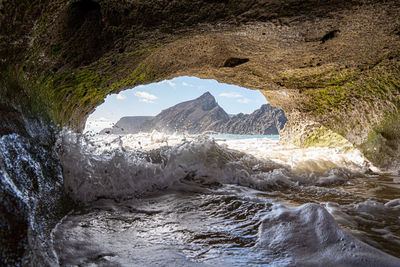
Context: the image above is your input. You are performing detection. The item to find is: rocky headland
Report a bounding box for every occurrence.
[100,92,286,135]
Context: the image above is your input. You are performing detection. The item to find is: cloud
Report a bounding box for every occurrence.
[181,81,195,87]
[167,80,176,87]
[116,93,126,100]
[139,98,155,103]
[156,80,176,87]
[237,98,251,104]
[219,92,243,98]
[134,91,157,103]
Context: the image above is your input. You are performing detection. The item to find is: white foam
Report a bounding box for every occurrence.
[385,198,400,210]
[351,200,390,215]
[57,131,374,202]
[80,132,372,174]
[55,131,400,264]
[58,132,289,202]
[258,203,400,266]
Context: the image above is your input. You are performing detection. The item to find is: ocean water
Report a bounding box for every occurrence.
[210,134,280,140]
[52,131,400,266]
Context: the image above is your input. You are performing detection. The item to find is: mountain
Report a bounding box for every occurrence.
[214,104,287,135]
[100,92,287,135]
[138,92,230,133]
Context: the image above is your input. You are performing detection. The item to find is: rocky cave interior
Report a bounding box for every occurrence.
[0,0,400,264]
[1,0,399,168]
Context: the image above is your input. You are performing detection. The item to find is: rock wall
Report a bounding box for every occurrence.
[1,0,400,168]
[213,104,287,135]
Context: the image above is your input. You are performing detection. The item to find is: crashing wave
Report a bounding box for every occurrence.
[58,131,373,203]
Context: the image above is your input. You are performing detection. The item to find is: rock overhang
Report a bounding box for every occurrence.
[1,0,400,169]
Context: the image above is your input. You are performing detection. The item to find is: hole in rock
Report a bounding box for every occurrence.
[223,57,250,68]
[62,0,105,66]
[67,0,101,29]
[84,76,287,136]
[321,29,340,43]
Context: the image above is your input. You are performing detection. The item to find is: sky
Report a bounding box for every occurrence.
[85,76,267,132]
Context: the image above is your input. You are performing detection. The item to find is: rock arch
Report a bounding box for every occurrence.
[1,0,400,168]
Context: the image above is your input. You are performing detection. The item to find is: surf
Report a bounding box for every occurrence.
[51,130,400,265]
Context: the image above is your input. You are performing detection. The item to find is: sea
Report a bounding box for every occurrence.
[50,131,400,266]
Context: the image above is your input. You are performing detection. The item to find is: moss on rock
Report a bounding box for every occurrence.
[301,126,351,148]
[359,112,400,169]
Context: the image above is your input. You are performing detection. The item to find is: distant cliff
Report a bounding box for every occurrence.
[214,104,287,135]
[138,92,230,133]
[101,92,287,135]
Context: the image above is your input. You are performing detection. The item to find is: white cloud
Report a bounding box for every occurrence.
[167,80,176,87]
[181,81,195,87]
[116,93,126,100]
[139,98,155,104]
[134,91,158,103]
[219,92,243,98]
[156,80,176,87]
[134,91,158,100]
[237,98,251,104]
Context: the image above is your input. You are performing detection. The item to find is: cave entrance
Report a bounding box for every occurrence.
[84,76,287,136]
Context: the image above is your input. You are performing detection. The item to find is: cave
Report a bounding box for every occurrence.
[1,0,400,265]
[83,76,286,136]
[1,0,399,168]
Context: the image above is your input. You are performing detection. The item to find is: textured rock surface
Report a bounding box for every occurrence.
[215,104,287,135]
[100,92,286,135]
[0,117,72,266]
[137,92,230,134]
[1,0,400,167]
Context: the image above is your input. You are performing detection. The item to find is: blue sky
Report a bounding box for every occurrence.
[85,76,267,132]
